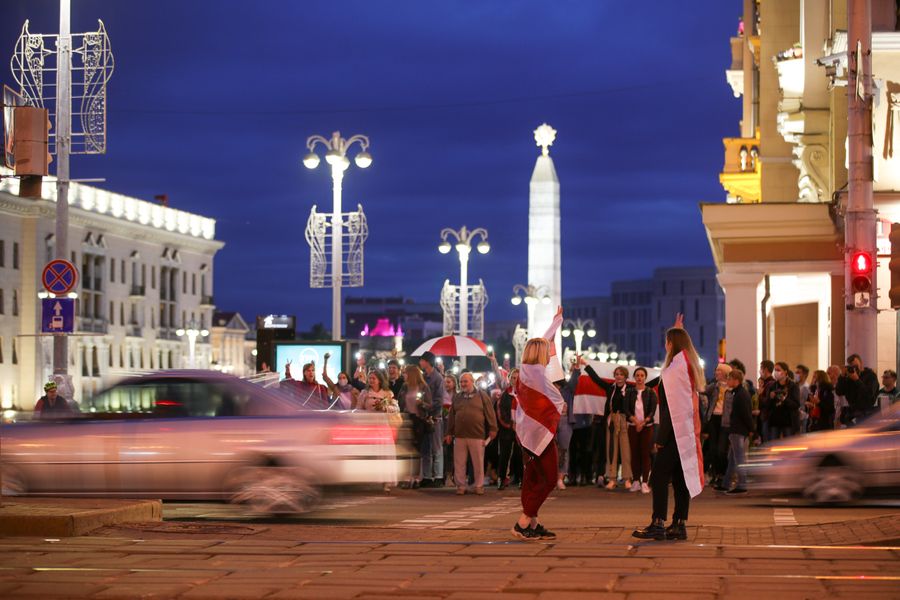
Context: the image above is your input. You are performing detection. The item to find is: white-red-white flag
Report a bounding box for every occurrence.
[513,313,565,455]
[660,350,705,498]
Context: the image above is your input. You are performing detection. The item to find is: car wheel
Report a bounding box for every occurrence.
[803,461,863,504]
[1,465,27,496]
[225,466,321,515]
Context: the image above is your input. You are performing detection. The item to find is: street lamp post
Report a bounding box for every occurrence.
[176,319,209,369]
[561,318,596,356]
[510,283,552,308]
[439,226,489,367]
[303,131,372,340]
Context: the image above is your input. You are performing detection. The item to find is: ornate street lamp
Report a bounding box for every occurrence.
[439,226,489,367]
[176,319,209,368]
[560,318,597,356]
[303,131,371,340]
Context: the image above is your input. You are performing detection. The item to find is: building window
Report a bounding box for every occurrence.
[679,299,684,315]
[120,303,125,325]
[0,337,4,363]
[0,240,4,267]
[110,258,115,283]
[152,266,156,289]
[92,347,100,377]
[0,289,4,314]
[191,273,196,295]
[12,339,17,364]
[680,280,685,295]
[694,299,699,321]
[13,290,18,316]
[12,242,19,270]
[701,279,706,295]
[109,301,115,325]
[109,344,114,367]
[120,260,125,283]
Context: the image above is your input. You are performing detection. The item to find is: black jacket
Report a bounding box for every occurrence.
[767,379,800,430]
[728,385,754,437]
[624,387,657,425]
[836,368,879,419]
[654,379,674,447]
[583,365,630,416]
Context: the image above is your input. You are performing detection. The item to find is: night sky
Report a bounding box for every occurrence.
[3,1,741,331]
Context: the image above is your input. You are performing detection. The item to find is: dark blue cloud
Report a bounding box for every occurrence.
[3,0,741,330]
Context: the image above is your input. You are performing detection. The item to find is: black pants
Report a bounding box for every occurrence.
[704,415,727,477]
[496,428,516,481]
[589,419,607,480]
[650,440,691,521]
[568,426,593,483]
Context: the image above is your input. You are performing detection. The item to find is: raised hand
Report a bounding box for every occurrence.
[673,313,685,329]
[555,305,563,319]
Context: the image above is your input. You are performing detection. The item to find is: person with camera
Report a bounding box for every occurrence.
[836,354,879,423]
[766,362,800,439]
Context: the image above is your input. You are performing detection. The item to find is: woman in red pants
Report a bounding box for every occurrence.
[511,307,565,541]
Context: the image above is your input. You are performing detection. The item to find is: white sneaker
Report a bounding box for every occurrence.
[641,482,650,494]
[629,481,641,492]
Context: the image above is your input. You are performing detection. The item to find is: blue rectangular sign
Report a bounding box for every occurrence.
[41,298,75,334]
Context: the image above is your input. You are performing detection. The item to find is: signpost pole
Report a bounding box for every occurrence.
[53,0,72,377]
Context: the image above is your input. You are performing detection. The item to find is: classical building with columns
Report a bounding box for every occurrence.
[0,168,224,409]
[702,0,900,374]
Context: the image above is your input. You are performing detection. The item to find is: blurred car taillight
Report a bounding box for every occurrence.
[329,425,395,445]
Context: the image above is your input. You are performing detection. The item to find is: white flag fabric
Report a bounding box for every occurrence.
[660,350,705,498]
[513,313,565,455]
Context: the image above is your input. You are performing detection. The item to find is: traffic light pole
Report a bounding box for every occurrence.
[53,0,71,377]
[845,0,877,366]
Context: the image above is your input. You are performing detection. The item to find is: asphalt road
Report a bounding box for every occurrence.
[159,483,900,532]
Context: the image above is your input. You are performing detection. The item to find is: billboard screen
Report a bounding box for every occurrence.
[273,342,345,386]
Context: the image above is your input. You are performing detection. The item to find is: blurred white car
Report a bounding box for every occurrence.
[743,404,900,503]
[2,371,409,513]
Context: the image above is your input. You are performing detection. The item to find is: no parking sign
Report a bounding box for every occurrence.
[41,259,78,295]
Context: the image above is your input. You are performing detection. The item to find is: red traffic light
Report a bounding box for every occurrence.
[851,251,873,275]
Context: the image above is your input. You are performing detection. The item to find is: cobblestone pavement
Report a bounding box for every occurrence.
[0,534,898,599]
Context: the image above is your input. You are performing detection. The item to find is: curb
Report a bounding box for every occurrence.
[0,497,162,537]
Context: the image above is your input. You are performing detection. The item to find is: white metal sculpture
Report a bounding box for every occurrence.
[10,19,114,154]
[305,203,368,288]
[440,278,488,340]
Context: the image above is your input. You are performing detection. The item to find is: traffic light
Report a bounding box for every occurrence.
[890,224,900,309]
[850,250,873,294]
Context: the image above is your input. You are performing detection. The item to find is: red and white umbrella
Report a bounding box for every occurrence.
[411,335,489,357]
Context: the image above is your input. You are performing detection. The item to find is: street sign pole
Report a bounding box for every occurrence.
[53,0,72,377]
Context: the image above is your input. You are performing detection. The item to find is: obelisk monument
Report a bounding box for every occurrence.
[528,123,561,354]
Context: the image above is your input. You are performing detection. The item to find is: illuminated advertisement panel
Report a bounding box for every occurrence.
[273,341,346,386]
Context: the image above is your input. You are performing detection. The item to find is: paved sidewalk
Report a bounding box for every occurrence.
[0,497,161,537]
[0,534,897,599]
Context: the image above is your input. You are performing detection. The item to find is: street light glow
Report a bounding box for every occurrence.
[438,241,452,254]
[561,328,571,337]
[354,151,373,168]
[303,153,320,169]
[511,296,522,306]
[476,241,490,254]
[587,328,597,338]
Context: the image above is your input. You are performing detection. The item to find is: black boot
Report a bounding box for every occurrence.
[665,518,687,540]
[632,518,666,540]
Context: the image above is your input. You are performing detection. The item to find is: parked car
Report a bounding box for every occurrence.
[743,403,900,503]
[2,371,411,513]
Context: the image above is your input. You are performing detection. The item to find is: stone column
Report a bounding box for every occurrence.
[718,271,765,370]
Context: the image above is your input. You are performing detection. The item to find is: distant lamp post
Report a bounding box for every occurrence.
[176,319,209,368]
[303,131,372,340]
[439,226,489,367]
[510,283,551,307]
[560,318,596,356]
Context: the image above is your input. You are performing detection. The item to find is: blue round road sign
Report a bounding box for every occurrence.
[42,259,78,295]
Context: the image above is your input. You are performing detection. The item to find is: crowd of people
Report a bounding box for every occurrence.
[280,343,899,501]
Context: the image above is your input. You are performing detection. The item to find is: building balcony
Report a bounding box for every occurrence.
[200,294,215,307]
[719,131,761,204]
[129,285,146,299]
[77,317,108,334]
[126,324,142,338]
[158,328,179,341]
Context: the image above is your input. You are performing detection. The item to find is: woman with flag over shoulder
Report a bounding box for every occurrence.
[511,306,566,541]
[633,314,706,542]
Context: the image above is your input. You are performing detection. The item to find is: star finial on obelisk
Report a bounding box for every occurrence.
[534,123,557,156]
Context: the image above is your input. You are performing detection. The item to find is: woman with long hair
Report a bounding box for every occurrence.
[442,373,458,487]
[397,364,433,488]
[496,368,519,490]
[633,315,705,541]
[511,307,565,541]
[356,370,399,413]
[807,370,835,432]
